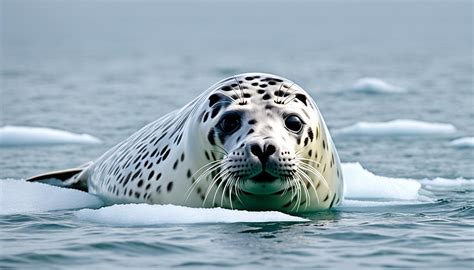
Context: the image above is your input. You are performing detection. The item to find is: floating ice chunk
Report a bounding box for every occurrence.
[349,77,406,94]
[75,204,308,225]
[0,126,101,146]
[420,177,474,188]
[333,119,456,136]
[341,199,424,208]
[0,179,103,215]
[341,162,421,200]
[448,137,474,148]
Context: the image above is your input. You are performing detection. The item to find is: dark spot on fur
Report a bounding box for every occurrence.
[173,160,178,170]
[132,170,140,181]
[137,180,143,187]
[265,104,274,110]
[257,89,265,94]
[167,182,173,192]
[262,94,271,100]
[329,194,336,208]
[208,93,222,107]
[248,119,256,125]
[208,129,216,145]
[323,194,329,202]
[295,93,308,105]
[308,128,314,141]
[162,149,171,161]
[211,106,221,118]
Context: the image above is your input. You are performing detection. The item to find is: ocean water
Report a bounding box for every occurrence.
[1,0,473,269]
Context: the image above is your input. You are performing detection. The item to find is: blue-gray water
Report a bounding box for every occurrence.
[1,0,473,269]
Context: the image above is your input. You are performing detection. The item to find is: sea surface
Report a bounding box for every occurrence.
[1,0,473,269]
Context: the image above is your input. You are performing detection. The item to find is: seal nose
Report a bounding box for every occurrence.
[250,142,276,167]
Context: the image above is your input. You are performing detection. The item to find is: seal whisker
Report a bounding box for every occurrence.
[209,149,228,157]
[297,174,310,210]
[275,82,285,104]
[296,168,320,204]
[295,143,313,156]
[214,144,229,156]
[228,177,236,210]
[185,161,224,202]
[234,177,245,206]
[214,172,233,207]
[190,160,223,180]
[295,157,323,167]
[298,162,330,192]
[295,174,309,209]
[219,174,230,207]
[204,167,230,207]
[281,82,297,105]
[290,177,302,212]
[231,76,246,105]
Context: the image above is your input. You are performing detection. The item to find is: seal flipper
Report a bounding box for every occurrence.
[26,161,92,192]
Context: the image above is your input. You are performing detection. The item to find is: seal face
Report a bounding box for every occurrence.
[29,73,344,213]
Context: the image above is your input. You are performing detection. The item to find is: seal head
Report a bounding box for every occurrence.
[190,73,344,212]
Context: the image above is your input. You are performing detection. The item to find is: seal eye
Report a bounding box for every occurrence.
[219,114,241,134]
[285,115,303,133]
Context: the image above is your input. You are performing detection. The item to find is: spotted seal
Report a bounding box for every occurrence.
[28,73,344,213]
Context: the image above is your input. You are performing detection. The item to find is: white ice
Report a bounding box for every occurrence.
[1,163,471,223]
[448,137,474,148]
[75,204,308,225]
[0,125,101,146]
[420,177,474,188]
[349,77,406,94]
[333,119,456,136]
[339,162,429,208]
[0,179,103,215]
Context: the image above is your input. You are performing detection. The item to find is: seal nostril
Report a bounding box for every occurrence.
[265,144,276,156]
[250,144,263,157]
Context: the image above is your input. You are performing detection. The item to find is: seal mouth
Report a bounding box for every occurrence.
[249,171,278,182]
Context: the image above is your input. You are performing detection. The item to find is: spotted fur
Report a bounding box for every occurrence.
[28,73,344,213]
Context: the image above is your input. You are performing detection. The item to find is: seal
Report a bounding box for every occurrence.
[27,73,344,213]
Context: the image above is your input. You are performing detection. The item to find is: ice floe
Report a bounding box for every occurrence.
[448,137,474,148]
[75,204,308,225]
[0,179,103,215]
[348,77,406,94]
[0,126,101,146]
[333,119,456,136]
